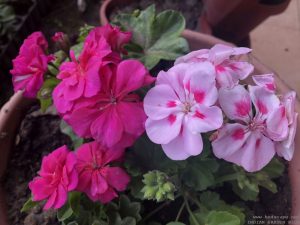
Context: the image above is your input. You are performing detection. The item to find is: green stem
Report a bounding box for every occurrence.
[215,173,240,184]
[175,201,185,222]
[142,194,181,222]
[142,201,170,222]
[184,197,200,225]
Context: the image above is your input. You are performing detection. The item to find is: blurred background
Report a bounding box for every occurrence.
[0,0,299,106]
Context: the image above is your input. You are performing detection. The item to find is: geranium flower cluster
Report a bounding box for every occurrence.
[12,25,153,210]
[144,44,297,172]
[10,25,297,212]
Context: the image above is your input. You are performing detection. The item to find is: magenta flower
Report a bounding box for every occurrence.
[10,32,52,98]
[175,44,254,88]
[53,25,131,116]
[65,59,155,148]
[92,24,131,54]
[144,62,223,160]
[276,91,298,160]
[29,146,78,210]
[212,84,289,172]
[51,32,65,42]
[75,141,130,203]
[252,74,276,93]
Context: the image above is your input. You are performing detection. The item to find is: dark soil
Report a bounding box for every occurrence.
[109,0,203,30]
[3,105,72,225]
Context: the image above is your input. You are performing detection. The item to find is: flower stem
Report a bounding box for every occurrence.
[184,196,200,225]
[142,201,170,222]
[175,201,185,222]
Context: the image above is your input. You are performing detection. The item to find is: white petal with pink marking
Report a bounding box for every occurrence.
[219,85,252,122]
[145,113,184,144]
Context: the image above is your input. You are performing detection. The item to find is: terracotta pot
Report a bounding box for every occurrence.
[0,91,34,225]
[201,0,291,44]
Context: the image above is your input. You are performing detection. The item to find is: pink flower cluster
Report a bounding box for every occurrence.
[10,32,53,98]
[145,44,297,172]
[29,142,130,209]
[53,24,154,149]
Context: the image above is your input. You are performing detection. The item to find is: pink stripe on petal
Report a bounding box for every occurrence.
[168,114,177,125]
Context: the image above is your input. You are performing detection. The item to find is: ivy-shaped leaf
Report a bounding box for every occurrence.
[106,195,141,225]
[113,5,189,69]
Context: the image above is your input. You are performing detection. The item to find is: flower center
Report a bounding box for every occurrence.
[182,102,192,114]
[248,119,265,132]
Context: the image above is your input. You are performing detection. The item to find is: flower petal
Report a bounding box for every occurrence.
[212,123,250,159]
[145,113,184,144]
[226,61,254,80]
[144,84,180,120]
[252,74,276,92]
[187,105,223,133]
[162,124,203,160]
[219,85,252,122]
[223,132,276,172]
[249,85,280,119]
[266,106,289,141]
[102,167,130,191]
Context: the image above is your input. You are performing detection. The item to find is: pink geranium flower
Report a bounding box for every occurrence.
[75,141,130,203]
[175,44,254,88]
[29,146,78,210]
[144,62,223,160]
[276,91,298,160]
[65,59,155,148]
[51,32,65,42]
[252,74,276,93]
[53,25,130,116]
[212,84,289,172]
[10,32,52,98]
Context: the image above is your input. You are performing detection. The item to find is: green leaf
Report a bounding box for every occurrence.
[106,195,141,225]
[37,77,60,112]
[57,192,81,222]
[261,158,284,179]
[205,211,240,225]
[113,5,188,69]
[60,120,84,149]
[71,42,84,58]
[77,24,95,43]
[21,197,39,212]
[182,158,219,191]
[57,203,74,222]
[166,222,186,225]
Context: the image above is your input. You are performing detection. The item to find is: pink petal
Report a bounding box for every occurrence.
[117,102,146,137]
[249,85,280,119]
[145,113,184,144]
[212,123,250,159]
[252,74,276,92]
[218,85,252,122]
[215,67,239,88]
[162,124,203,160]
[29,177,53,201]
[282,91,296,124]
[52,184,68,209]
[276,113,298,161]
[43,190,57,210]
[114,59,151,96]
[91,172,108,196]
[266,106,289,141]
[186,62,217,106]
[144,84,180,120]
[226,61,254,80]
[84,58,102,97]
[174,49,209,64]
[156,64,188,100]
[223,132,276,172]
[102,167,130,191]
[66,107,99,138]
[91,106,124,147]
[98,187,118,204]
[187,105,223,133]
[209,44,234,65]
